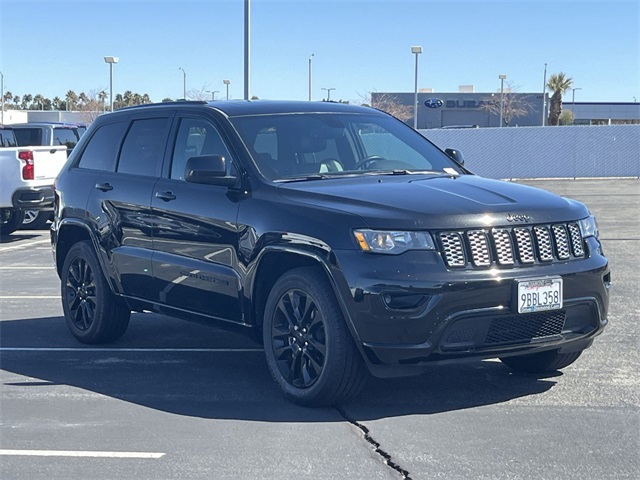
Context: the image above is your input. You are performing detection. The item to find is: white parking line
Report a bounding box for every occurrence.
[0,449,165,459]
[0,266,54,269]
[0,347,263,352]
[0,239,50,253]
[0,296,60,299]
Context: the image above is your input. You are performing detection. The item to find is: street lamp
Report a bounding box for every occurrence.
[206,90,219,100]
[308,54,314,101]
[223,80,231,100]
[104,56,119,112]
[0,71,4,124]
[411,46,422,130]
[571,87,582,106]
[499,74,507,127]
[571,87,582,125]
[321,87,336,101]
[178,67,187,100]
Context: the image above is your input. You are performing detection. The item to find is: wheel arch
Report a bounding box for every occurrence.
[54,220,117,293]
[249,246,363,349]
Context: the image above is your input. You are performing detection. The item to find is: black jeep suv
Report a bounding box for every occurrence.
[52,100,610,405]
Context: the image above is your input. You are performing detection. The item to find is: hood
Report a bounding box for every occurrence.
[276,174,589,230]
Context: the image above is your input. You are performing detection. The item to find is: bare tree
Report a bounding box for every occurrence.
[479,82,533,126]
[365,92,413,123]
[187,83,212,101]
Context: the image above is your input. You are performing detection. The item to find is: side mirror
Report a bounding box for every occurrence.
[184,155,237,186]
[445,148,465,166]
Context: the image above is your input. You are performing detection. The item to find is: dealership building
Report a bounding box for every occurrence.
[373,90,640,129]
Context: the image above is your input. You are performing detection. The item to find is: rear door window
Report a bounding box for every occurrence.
[117,118,171,177]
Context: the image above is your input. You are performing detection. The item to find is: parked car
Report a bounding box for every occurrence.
[0,126,68,236]
[8,122,86,229]
[11,122,86,154]
[52,100,610,406]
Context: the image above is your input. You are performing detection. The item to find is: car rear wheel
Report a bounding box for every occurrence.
[500,349,583,373]
[0,209,25,236]
[20,210,50,230]
[61,240,130,344]
[263,266,368,406]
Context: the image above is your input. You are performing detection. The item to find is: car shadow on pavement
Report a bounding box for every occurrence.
[0,315,560,423]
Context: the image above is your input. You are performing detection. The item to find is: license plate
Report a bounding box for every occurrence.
[517,277,563,314]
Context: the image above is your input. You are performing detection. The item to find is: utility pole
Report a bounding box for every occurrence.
[244,0,250,100]
[541,63,547,126]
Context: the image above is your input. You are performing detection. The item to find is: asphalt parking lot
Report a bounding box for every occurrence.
[1,178,638,480]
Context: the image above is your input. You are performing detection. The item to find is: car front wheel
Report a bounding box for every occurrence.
[263,266,367,406]
[61,240,131,344]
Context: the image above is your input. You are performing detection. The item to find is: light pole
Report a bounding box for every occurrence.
[0,71,4,125]
[321,87,335,101]
[104,56,119,112]
[541,63,547,126]
[244,0,250,100]
[571,87,582,125]
[411,46,422,130]
[499,74,507,127]
[206,90,219,100]
[178,67,187,99]
[308,54,314,101]
[223,80,230,100]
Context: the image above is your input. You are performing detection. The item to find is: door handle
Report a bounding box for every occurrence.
[95,182,113,192]
[155,191,177,202]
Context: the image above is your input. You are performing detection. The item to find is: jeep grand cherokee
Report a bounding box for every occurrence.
[51,100,610,406]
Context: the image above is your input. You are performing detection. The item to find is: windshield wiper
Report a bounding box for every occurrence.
[275,174,333,183]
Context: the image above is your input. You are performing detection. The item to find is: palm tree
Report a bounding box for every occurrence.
[65,90,78,111]
[21,94,33,110]
[547,72,573,126]
[3,91,13,105]
[32,94,45,110]
[52,97,63,110]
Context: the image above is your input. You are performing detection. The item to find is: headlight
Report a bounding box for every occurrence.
[353,229,435,254]
[579,215,599,238]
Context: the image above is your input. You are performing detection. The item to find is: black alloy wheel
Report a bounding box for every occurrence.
[65,254,98,332]
[61,241,130,344]
[271,288,327,389]
[263,267,367,406]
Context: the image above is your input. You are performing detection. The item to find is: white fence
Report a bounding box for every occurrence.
[420,124,640,179]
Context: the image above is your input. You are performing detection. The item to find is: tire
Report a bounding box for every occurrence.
[500,349,583,374]
[61,240,131,344]
[0,209,25,237]
[20,210,50,230]
[263,266,368,406]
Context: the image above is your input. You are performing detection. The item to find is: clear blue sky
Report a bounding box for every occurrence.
[1,0,638,104]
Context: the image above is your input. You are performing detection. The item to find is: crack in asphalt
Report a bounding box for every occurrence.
[335,406,412,480]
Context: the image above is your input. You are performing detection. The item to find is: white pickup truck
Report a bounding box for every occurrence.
[0,126,68,236]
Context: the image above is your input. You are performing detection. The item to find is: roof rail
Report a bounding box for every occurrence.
[118,100,208,111]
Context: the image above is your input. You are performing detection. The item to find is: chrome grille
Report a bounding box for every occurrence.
[567,223,585,256]
[440,232,465,267]
[467,230,491,266]
[439,222,586,269]
[533,226,554,262]
[513,228,535,264]
[492,229,514,265]
[552,224,571,260]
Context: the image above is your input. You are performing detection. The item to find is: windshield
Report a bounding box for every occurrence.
[230,113,463,181]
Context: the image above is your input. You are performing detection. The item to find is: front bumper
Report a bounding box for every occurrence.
[332,237,610,378]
